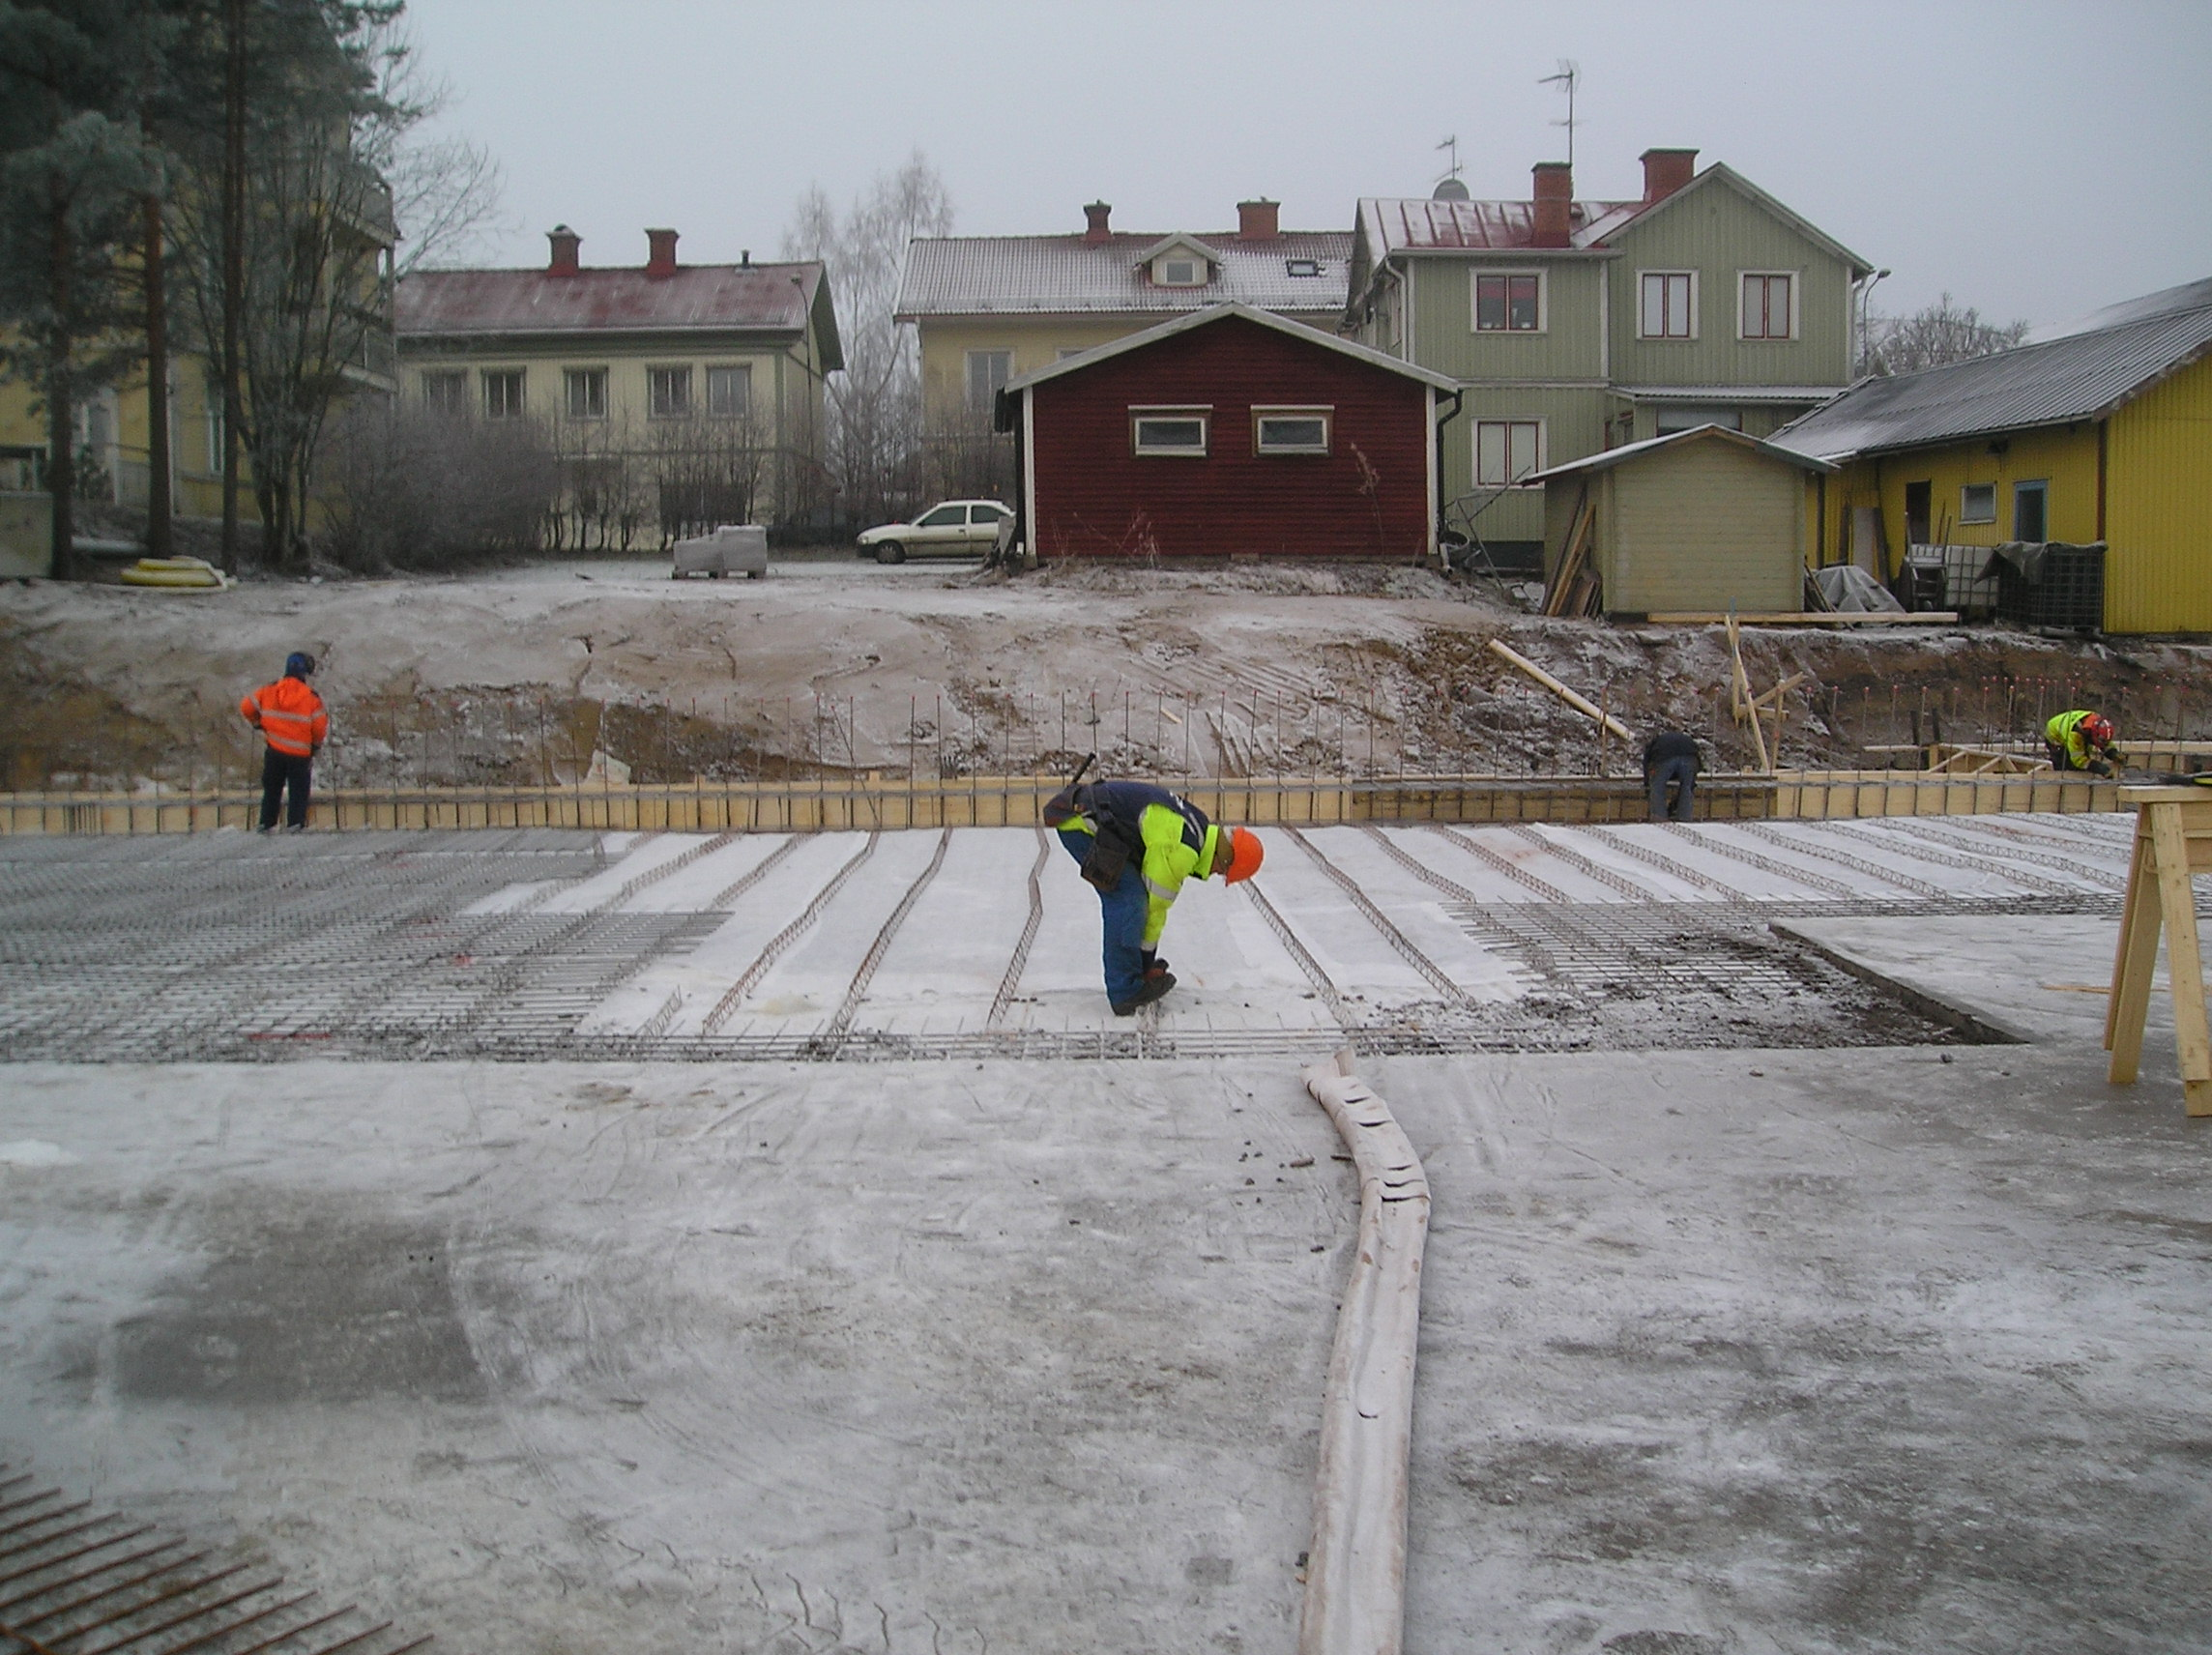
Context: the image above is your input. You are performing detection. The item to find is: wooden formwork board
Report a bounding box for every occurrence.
[0,769,2129,837]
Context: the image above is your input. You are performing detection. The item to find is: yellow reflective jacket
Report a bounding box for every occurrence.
[2045,710,2110,771]
[1062,780,1220,946]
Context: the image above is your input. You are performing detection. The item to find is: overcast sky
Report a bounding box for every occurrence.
[399,0,2211,331]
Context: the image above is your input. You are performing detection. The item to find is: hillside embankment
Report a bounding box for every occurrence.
[5,556,2207,792]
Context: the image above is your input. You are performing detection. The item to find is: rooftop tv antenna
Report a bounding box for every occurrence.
[1434,134,1463,189]
[1539,60,1580,168]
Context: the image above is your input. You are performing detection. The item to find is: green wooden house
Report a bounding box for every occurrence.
[1345,149,1874,565]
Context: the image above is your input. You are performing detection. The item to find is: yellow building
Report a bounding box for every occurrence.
[395,227,840,539]
[893,199,1350,452]
[1778,276,2212,633]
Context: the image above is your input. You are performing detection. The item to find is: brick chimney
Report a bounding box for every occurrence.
[1083,201,1113,246]
[1531,162,1572,248]
[547,224,581,276]
[1641,148,1698,207]
[644,227,679,278]
[1237,198,1280,241]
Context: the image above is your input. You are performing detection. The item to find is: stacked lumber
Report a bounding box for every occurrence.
[1542,487,1600,618]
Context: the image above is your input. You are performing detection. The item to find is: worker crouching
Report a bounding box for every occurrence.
[2046,710,2119,777]
[1043,774,1264,1015]
[240,652,329,831]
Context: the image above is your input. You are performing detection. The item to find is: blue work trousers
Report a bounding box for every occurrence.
[1648,757,1697,821]
[1059,828,1150,1005]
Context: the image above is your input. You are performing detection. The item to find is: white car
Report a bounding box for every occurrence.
[857,499,1011,564]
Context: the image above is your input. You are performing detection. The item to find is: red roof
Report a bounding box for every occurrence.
[396,262,826,339]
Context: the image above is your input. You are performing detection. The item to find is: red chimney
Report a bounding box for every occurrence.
[644,227,679,278]
[1083,201,1112,246]
[1237,198,1280,241]
[1641,148,1698,206]
[547,224,581,276]
[1531,162,1572,248]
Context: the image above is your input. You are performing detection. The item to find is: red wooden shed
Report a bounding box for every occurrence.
[994,302,1460,562]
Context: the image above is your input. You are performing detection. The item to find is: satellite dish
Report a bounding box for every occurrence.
[1432,178,1471,201]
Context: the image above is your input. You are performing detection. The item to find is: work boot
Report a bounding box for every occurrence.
[1112,971,1176,1017]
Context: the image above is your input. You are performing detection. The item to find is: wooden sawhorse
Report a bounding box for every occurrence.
[2107,786,2212,1117]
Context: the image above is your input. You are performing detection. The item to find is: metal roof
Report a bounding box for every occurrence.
[996,302,1459,427]
[1350,164,1872,314]
[397,261,831,344]
[1526,422,1835,482]
[893,231,1353,319]
[1616,384,1843,404]
[1774,290,2212,461]
[2028,275,2212,343]
[1353,194,1642,258]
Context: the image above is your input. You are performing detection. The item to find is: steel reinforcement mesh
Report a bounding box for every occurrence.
[0,828,2132,1064]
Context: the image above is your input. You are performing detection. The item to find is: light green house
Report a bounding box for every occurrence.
[1345,149,1874,565]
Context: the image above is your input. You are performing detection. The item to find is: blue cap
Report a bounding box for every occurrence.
[285,652,314,678]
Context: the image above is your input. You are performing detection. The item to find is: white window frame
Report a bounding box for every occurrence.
[1130,405,1211,458]
[1473,419,1546,488]
[420,369,466,419]
[481,368,526,421]
[1736,270,1799,341]
[965,349,1011,410]
[1638,269,1699,340]
[1470,268,1547,334]
[1960,482,1997,525]
[648,365,693,420]
[1153,254,1208,287]
[1252,406,1333,455]
[705,363,752,420]
[564,366,607,421]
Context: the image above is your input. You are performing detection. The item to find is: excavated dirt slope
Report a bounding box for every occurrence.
[4,556,2207,792]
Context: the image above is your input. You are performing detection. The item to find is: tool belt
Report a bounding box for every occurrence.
[1078,818,1137,893]
[1044,783,1138,892]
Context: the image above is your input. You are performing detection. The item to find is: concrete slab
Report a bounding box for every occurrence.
[5,1037,2209,1652]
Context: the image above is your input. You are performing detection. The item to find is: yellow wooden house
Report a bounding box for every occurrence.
[1777,276,2212,633]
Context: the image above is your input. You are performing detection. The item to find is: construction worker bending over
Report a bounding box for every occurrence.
[1043,777,1264,1015]
[1643,729,1703,821]
[241,652,329,831]
[2045,710,2119,777]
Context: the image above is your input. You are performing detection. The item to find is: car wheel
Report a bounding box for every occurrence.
[876,542,906,565]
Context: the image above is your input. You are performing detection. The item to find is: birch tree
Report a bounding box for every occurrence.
[782,152,952,529]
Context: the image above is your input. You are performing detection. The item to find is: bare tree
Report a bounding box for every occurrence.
[354,19,509,273]
[1864,291,2030,377]
[782,151,952,530]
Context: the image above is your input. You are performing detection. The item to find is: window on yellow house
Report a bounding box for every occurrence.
[649,366,692,419]
[482,369,525,420]
[421,370,466,417]
[565,368,607,421]
[1960,482,1996,524]
[706,364,751,420]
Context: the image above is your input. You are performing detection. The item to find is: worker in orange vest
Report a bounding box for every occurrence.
[240,653,329,831]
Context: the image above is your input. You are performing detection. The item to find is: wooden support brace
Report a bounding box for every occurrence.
[2105,790,2212,1117]
[1487,640,1635,740]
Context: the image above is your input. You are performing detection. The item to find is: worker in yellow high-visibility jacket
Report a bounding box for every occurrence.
[2045,710,2118,777]
[1043,778,1264,1015]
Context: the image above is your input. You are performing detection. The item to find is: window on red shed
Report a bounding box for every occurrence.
[1131,409,1209,456]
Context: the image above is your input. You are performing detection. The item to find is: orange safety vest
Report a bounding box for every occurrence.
[240,676,329,758]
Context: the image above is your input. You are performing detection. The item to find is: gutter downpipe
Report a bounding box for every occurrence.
[1435,387,1464,570]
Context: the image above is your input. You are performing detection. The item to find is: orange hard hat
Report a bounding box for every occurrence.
[1218,827,1264,883]
[2084,714,2114,743]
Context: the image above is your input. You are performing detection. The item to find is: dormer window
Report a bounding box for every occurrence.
[1137,235,1223,289]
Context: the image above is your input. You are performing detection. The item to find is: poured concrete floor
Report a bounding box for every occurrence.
[3,818,2210,1653]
